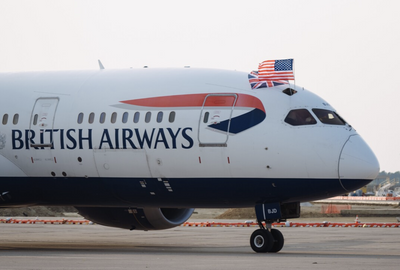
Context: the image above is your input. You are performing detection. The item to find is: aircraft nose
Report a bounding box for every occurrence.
[338,135,380,192]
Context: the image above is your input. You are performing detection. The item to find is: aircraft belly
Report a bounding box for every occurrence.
[0,176,352,208]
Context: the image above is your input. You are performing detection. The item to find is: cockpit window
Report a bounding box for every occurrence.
[284,109,317,126]
[312,109,346,125]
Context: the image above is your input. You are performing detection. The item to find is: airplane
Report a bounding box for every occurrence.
[0,63,379,253]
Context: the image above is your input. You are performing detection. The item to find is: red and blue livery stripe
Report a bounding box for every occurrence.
[120,93,266,134]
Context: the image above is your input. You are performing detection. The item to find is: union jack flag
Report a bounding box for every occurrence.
[248,67,291,90]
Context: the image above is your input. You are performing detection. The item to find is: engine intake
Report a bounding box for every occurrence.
[75,207,194,230]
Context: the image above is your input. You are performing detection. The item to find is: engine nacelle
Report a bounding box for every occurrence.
[75,207,194,230]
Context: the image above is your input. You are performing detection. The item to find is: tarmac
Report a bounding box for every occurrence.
[0,217,399,270]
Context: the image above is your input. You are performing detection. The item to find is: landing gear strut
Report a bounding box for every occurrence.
[250,202,299,253]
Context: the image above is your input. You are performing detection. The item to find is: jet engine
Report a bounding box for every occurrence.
[75,207,194,230]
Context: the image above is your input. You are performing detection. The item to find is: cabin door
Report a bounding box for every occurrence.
[29,97,59,148]
[198,94,237,147]
[22,97,60,175]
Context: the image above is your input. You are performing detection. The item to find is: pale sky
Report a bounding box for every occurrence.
[1,0,399,172]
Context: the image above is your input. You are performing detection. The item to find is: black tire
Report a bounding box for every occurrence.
[250,229,273,253]
[270,228,284,253]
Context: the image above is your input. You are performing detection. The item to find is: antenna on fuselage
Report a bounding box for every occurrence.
[98,60,105,70]
[290,58,295,95]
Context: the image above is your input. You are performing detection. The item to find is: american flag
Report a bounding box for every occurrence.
[258,59,294,81]
[248,59,294,89]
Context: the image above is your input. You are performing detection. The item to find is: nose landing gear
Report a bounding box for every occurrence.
[250,202,299,253]
[250,222,284,253]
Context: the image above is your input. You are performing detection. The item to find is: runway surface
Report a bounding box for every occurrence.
[0,222,399,270]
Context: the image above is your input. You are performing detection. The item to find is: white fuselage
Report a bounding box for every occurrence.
[0,68,379,208]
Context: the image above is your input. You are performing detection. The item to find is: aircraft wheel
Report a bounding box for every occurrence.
[250,229,273,253]
[269,228,284,253]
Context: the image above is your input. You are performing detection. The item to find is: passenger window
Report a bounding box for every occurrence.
[312,109,346,125]
[157,112,163,123]
[203,112,209,123]
[100,112,106,124]
[13,114,19,125]
[111,112,117,124]
[284,109,317,126]
[33,114,38,125]
[145,112,151,123]
[122,112,128,123]
[89,113,95,124]
[77,113,84,124]
[169,111,175,123]
[133,112,140,123]
[2,114,8,125]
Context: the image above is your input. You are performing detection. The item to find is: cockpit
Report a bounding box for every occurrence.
[284,108,347,126]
